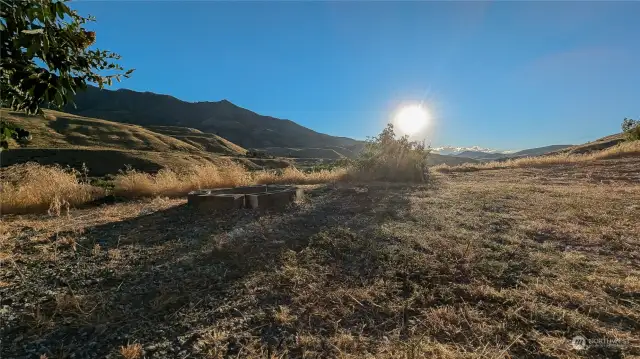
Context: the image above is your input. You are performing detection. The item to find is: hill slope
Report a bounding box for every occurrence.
[0,109,292,175]
[1,109,206,153]
[146,125,247,156]
[550,133,625,155]
[508,144,573,157]
[64,86,362,151]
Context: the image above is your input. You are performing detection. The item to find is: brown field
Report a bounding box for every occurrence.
[1,157,638,358]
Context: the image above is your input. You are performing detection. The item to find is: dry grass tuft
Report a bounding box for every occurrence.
[255,166,347,185]
[0,162,104,214]
[113,159,254,198]
[433,140,640,173]
[119,343,143,359]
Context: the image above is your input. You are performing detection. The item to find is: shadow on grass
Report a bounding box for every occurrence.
[5,184,420,358]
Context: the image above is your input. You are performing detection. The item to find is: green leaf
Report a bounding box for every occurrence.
[55,1,67,18]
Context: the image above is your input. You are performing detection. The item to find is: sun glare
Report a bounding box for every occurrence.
[395,105,429,135]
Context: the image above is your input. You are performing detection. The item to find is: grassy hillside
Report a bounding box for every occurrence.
[0,148,226,176]
[1,109,203,153]
[1,109,290,175]
[508,144,572,157]
[64,86,363,150]
[550,133,625,155]
[147,125,247,156]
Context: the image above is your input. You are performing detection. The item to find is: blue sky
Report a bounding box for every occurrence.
[75,1,639,151]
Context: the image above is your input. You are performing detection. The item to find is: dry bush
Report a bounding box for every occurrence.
[349,123,430,182]
[0,162,104,214]
[433,140,640,173]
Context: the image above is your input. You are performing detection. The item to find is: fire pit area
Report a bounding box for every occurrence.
[187,184,303,210]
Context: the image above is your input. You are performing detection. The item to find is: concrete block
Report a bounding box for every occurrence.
[192,193,245,210]
[189,185,301,211]
[246,189,297,209]
[187,189,211,206]
[266,185,304,200]
[230,185,267,194]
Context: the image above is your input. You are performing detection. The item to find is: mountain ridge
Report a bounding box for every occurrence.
[64,86,362,153]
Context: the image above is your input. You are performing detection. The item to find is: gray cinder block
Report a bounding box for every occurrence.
[188,185,303,211]
[246,189,297,209]
[188,192,245,210]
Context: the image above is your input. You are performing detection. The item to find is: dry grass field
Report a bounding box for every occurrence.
[1,157,638,358]
[433,140,640,173]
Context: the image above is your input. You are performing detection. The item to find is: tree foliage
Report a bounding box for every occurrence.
[353,123,431,182]
[0,0,133,149]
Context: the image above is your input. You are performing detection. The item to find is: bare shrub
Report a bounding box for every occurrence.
[349,123,430,182]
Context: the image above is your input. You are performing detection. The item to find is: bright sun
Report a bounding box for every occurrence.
[395,105,429,135]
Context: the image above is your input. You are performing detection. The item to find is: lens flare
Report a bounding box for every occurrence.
[394,105,429,135]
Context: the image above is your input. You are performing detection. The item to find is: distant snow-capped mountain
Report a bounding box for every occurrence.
[431,146,516,156]
[431,144,573,160]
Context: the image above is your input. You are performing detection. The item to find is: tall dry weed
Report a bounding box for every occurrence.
[0,162,103,214]
[113,159,254,198]
[255,167,347,185]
